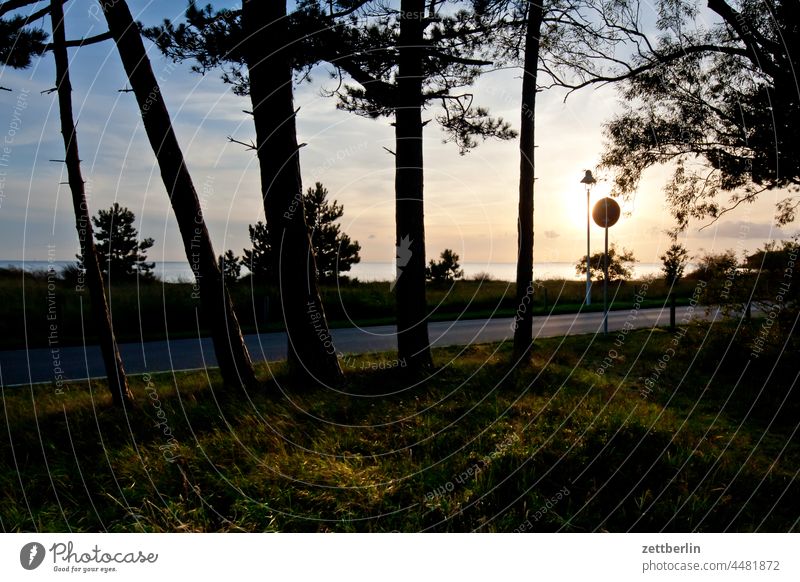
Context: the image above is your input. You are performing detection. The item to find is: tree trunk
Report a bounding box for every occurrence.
[50,0,133,406]
[670,292,676,330]
[513,1,545,360]
[242,0,343,385]
[99,0,257,389]
[395,0,433,370]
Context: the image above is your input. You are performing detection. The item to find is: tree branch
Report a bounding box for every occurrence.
[698,186,768,229]
[706,0,779,77]
[44,30,113,51]
[544,43,750,98]
[0,0,42,17]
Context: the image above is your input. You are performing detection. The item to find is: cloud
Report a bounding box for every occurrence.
[694,221,787,239]
[544,230,560,239]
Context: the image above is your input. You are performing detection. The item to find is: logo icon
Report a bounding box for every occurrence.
[391,235,413,291]
[20,542,46,570]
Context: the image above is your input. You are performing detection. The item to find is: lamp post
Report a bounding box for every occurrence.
[580,170,596,306]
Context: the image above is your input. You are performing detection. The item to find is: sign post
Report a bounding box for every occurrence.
[592,197,621,335]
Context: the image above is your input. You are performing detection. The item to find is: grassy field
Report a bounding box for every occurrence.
[0,267,699,349]
[1,319,797,532]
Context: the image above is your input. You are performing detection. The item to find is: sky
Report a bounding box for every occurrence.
[0,0,796,272]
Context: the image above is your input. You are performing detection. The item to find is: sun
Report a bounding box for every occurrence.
[562,180,613,231]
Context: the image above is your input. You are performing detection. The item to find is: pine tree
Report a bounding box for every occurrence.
[241,221,273,281]
[218,249,241,284]
[98,0,257,389]
[50,0,133,405]
[144,1,513,372]
[79,203,155,282]
[426,249,464,284]
[303,183,361,283]
[2,0,133,405]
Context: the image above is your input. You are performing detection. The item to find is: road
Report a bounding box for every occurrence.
[0,306,713,387]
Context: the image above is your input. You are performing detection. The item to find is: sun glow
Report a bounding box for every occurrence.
[562,180,613,231]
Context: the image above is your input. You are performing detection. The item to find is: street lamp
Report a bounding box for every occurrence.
[580,170,596,306]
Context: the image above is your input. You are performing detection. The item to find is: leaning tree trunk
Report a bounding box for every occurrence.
[242,0,343,385]
[50,0,133,406]
[512,1,545,361]
[98,0,257,389]
[394,0,433,370]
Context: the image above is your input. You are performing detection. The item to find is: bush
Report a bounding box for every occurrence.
[426,249,464,284]
[575,244,636,281]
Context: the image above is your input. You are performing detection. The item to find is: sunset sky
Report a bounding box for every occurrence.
[0,0,795,272]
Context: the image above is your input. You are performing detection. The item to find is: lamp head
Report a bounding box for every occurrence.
[580,170,596,185]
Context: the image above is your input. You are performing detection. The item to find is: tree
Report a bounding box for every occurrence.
[426,249,464,284]
[241,221,273,281]
[693,250,739,281]
[0,9,45,68]
[144,1,514,372]
[472,0,663,358]
[147,1,347,382]
[744,239,800,311]
[660,243,689,329]
[508,0,544,360]
[389,0,433,369]
[661,243,689,285]
[745,240,800,275]
[689,249,744,312]
[2,0,135,406]
[242,184,361,284]
[98,0,257,389]
[218,249,241,283]
[575,245,636,282]
[595,0,800,229]
[241,0,344,384]
[331,1,516,369]
[47,0,133,406]
[303,182,361,283]
[79,203,154,282]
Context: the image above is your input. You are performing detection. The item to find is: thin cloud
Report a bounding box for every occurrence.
[695,221,785,239]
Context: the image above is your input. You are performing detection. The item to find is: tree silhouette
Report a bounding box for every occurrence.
[50,0,133,405]
[1,0,133,405]
[426,249,464,284]
[303,183,361,283]
[218,249,241,284]
[661,244,689,285]
[98,0,257,389]
[660,243,689,329]
[595,0,800,229]
[79,203,155,282]
[241,0,344,384]
[472,0,661,359]
[690,249,745,314]
[330,0,515,369]
[575,245,637,282]
[0,12,45,68]
[241,221,273,281]
[143,1,512,371]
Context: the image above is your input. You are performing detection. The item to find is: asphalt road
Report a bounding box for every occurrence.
[0,306,713,387]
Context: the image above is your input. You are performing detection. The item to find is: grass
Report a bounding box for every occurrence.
[0,267,699,350]
[1,319,797,532]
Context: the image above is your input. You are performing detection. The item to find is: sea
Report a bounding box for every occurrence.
[1,260,673,283]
